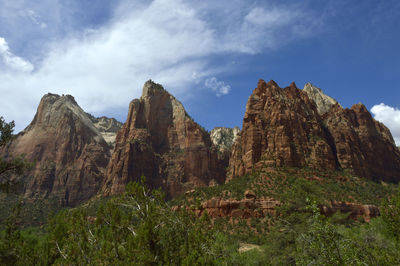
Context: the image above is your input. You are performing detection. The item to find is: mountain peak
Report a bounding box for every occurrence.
[141,79,165,98]
[303,83,339,115]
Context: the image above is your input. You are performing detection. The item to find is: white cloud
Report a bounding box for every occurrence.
[371,103,400,146]
[245,7,293,27]
[205,77,231,97]
[0,0,320,132]
[0,37,34,72]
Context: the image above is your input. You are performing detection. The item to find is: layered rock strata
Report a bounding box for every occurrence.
[2,94,111,206]
[103,80,225,197]
[228,79,400,182]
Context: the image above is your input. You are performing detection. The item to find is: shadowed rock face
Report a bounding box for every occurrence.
[2,93,111,206]
[228,79,400,182]
[323,103,400,182]
[103,80,225,198]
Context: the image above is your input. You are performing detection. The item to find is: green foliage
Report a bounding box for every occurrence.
[45,177,230,265]
[381,189,400,242]
[297,200,400,265]
[0,203,49,265]
[0,116,32,193]
[1,167,400,265]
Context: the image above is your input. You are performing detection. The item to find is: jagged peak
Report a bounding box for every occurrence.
[289,81,297,88]
[303,83,339,115]
[41,93,77,106]
[304,82,322,93]
[141,79,165,98]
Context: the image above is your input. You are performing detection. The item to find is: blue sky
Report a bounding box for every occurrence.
[0,0,399,144]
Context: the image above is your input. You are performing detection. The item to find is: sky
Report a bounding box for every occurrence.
[0,0,399,145]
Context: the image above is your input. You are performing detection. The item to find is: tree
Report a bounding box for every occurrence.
[0,116,30,192]
[48,177,222,265]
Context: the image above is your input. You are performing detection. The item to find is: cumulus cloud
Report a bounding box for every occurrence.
[371,103,400,145]
[0,0,320,132]
[205,77,231,96]
[0,37,34,72]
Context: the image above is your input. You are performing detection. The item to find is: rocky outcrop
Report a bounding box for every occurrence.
[103,80,225,198]
[87,114,123,147]
[320,201,380,222]
[228,79,400,182]
[2,94,111,206]
[227,80,338,181]
[197,196,279,219]
[197,196,378,222]
[303,83,339,115]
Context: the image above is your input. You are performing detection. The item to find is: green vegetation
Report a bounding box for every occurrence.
[0,117,31,193]
[1,168,400,264]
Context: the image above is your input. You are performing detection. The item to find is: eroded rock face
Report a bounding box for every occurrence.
[87,114,123,148]
[103,80,225,198]
[197,196,279,219]
[228,79,400,182]
[2,94,111,206]
[227,80,338,181]
[303,83,340,115]
[320,201,380,222]
[198,197,378,222]
[323,103,400,182]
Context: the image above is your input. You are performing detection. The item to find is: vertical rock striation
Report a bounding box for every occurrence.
[228,79,400,182]
[2,94,111,206]
[103,80,225,197]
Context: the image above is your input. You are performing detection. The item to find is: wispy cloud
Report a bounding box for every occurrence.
[0,0,321,131]
[19,9,47,28]
[0,37,34,72]
[371,103,400,146]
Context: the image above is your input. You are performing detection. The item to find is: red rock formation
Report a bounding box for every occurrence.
[2,94,111,206]
[323,103,400,182]
[103,80,225,198]
[228,80,337,181]
[197,196,279,219]
[198,197,378,222]
[320,201,380,222]
[228,79,400,183]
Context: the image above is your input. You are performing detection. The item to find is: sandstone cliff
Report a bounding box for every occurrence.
[323,103,400,182]
[227,80,338,181]
[228,79,400,182]
[103,80,225,197]
[2,94,111,206]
